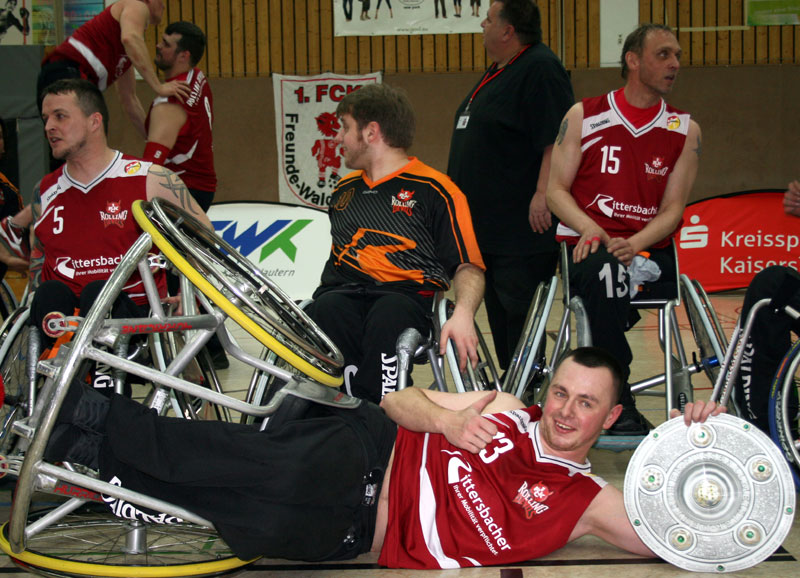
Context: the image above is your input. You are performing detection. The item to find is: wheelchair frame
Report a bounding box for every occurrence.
[0,200,355,576]
[501,242,727,421]
[708,294,800,487]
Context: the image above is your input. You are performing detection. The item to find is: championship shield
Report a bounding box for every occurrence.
[624,413,795,572]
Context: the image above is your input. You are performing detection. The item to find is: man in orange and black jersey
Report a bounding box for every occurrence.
[306,83,485,404]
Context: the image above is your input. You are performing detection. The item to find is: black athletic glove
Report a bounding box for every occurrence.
[19,7,29,18]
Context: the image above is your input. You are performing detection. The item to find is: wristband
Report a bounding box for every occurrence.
[143,141,170,165]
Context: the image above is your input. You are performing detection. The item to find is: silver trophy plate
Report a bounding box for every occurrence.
[624,413,795,572]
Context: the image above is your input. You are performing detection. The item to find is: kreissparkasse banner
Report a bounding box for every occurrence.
[676,190,799,292]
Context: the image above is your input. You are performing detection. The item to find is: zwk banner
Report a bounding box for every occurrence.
[676,190,799,292]
[207,202,331,300]
[273,72,382,209]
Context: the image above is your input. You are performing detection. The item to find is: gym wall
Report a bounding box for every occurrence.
[106,63,800,206]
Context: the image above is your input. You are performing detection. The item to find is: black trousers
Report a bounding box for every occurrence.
[306,286,432,404]
[567,245,676,405]
[734,265,800,432]
[99,394,396,561]
[482,251,559,370]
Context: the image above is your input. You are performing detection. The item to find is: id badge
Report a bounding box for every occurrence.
[456,114,470,129]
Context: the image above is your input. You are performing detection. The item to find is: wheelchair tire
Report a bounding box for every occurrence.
[680,274,725,386]
[0,306,31,455]
[768,339,800,488]
[132,200,343,387]
[0,509,254,578]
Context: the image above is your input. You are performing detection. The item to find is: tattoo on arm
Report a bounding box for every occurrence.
[29,234,44,290]
[150,165,200,216]
[693,135,702,158]
[556,118,568,146]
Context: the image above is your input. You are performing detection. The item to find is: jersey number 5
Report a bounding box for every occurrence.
[52,206,64,235]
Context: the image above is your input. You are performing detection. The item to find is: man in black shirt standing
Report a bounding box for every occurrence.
[447,0,573,372]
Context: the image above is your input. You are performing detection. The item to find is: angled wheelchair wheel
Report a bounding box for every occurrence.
[768,339,800,488]
[0,279,18,320]
[0,306,32,455]
[680,275,725,386]
[0,508,253,578]
[132,199,343,387]
[502,278,558,401]
[436,298,499,392]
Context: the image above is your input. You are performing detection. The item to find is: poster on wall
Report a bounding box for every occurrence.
[0,0,101,45]
[31,0,56,45]
[746,0,800,25]
[676,190,799,292]
[333,0,484,36]
[0,0,31,44]
[272,71,382,209]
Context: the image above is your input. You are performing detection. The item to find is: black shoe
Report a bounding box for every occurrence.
[607,406,651,436]
[44,424,102,469]
[57,380,110,433]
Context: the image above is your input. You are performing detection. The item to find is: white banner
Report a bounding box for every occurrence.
[207,202,331,300]
[333,0,484,36]
[273,72,382,209]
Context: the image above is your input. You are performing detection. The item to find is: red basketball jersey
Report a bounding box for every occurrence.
[378,406,606,569]
[556,91,690,248]
[35,153,165,304]
[146,68,216,193]
[44,6,131,91]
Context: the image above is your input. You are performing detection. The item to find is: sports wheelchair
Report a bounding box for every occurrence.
[501,242,727,426]
[707,268,800,488]
[0,198,350,576]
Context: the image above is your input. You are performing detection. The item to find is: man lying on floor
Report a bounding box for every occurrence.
[45,346,724,568]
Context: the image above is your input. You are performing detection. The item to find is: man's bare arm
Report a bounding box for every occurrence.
[146,102,187,152]
[118,0,190,100]
[115,68,146,138]
[28,201,43,289]
[380,388,524,453]
[570,485,656,556]
[145,165,212,229]
[439,263,485,370]
[529,145,554,233]
[546,103,609,262]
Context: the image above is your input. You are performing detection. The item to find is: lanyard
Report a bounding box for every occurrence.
[464,44,531,114]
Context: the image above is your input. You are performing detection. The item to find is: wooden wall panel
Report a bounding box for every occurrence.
[139,0,800,80]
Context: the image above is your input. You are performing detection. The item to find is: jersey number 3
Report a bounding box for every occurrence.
[479,432,514,464]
